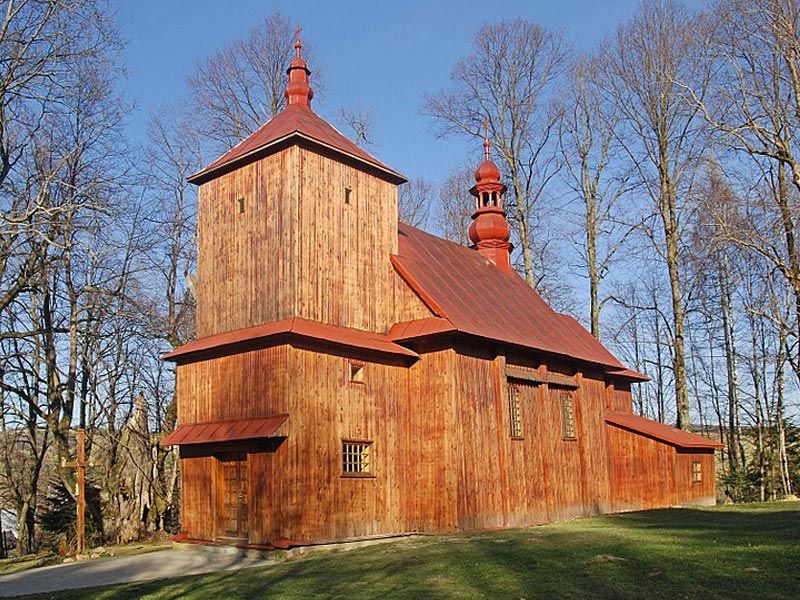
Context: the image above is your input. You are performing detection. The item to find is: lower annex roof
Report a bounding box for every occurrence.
[161,414,288,446]
[163,317,419,363]
[605,411,723,450]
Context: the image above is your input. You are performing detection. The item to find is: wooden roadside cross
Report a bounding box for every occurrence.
[63,429,92,554]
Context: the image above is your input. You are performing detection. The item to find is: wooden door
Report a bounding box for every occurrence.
[220,452,249,538]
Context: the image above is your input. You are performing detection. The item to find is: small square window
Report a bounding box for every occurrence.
[342,440,372,477]
[508,384,523,438]
[561,392,576,440]
[692,461,702,483]
[350,363,365,384]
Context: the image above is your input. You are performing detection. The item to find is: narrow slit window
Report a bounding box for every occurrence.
[236,197,245,214]
[508,383,523,438]
[561,392,576,440]
[350,362,365,384]
[342,440,372,476]
[692,461,702,483]
[344,187,352,205]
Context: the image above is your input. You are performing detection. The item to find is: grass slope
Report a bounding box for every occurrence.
[16,502,800,600]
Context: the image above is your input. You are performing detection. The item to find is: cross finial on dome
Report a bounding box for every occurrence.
[483,119,491,161]
[294,26,303,57]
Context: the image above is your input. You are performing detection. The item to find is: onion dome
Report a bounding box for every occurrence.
[467,124,513,273]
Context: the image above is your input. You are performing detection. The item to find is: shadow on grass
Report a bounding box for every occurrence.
[16,503,800,600]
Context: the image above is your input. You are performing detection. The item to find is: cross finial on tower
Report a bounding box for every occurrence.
[483,119,491,161]
[294,26,303,56]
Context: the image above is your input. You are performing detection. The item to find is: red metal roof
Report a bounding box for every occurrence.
[606,368,651,382]
[188,105,406,185]
[162,414,288,446]
[388,317,457,342]
[162,317,419,363]
[392,223,630,370]
[605,411,723,449]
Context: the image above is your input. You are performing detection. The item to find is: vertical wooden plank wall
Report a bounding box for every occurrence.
[180,455,216,540]
[606,424,678,511]
[176,343,462,544]
[675,451,717,506]
[452,354,614,531]
[177,343,716,544]
[195,148,400,338]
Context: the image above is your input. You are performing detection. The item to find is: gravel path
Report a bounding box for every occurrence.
[0,546,273,597]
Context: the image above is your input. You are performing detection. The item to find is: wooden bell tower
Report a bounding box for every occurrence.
[187,37,407,338]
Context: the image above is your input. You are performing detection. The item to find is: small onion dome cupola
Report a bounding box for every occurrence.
[468,125,513,273]
[285,35,314,107]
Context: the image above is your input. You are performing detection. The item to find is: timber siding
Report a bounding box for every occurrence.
[197,148,399,338]
[174,339,714,545]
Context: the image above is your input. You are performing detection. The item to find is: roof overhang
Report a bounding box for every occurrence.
[163,317,419,364]
[188,131,407,186]
[605,368,650,382]
[605,411,723,450]
[162,414,288,446]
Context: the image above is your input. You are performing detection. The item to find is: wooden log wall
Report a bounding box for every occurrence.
[175,344,458,544]
[196,147,400,338]
[176,342,716,545]
[452,353,614,530]
[605,425,717,510]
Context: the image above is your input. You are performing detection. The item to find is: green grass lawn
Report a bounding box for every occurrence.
[14,501,800,600]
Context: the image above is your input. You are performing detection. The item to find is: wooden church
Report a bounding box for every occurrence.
[163,39,722,548]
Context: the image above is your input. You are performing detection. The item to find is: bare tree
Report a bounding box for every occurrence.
[0,1,127,551]
[188,11,321,150]
[134,108,202,534]
[336,106,374,149]
[695,0,800,384]
[558,54,631,338]
[398,178,434,229]
[424,18,569,287]
[434,168,473,244]
[0,0,119,327]
[597,0,713,430]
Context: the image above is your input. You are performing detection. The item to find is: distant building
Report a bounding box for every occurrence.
[163,39,722,547]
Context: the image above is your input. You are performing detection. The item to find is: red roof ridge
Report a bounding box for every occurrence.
[605,411,723,449]
[163,317,419,363]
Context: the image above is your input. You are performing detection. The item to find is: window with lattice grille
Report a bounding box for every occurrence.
[508,384,523,438]
[561,392,576,440]
[342,440,372,476]
[692,461,702,483]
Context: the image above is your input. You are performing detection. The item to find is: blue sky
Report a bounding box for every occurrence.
[117,0,685,182]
